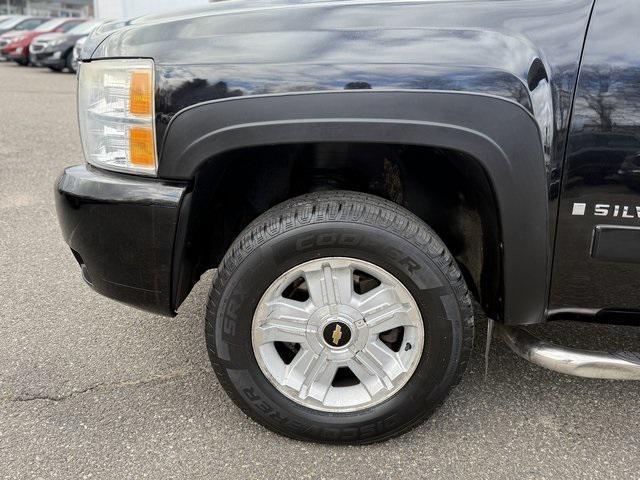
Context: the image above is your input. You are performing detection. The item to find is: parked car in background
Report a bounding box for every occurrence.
[0,16,49,58]
[0,15,48,36]
[0,17,86,65]
[0,16,14,49]
[30,20,101,73]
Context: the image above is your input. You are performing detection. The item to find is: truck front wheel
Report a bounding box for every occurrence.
[205,191,474,444]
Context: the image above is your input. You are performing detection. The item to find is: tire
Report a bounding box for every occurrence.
[65,52,76,73]
[206,191,474,444]
[48,65,64,72]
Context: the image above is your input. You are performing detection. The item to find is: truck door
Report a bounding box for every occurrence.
[550,0,640,315]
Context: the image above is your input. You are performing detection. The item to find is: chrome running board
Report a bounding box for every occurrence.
[497,325,640,380]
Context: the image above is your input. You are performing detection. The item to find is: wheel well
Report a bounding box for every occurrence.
[175,142,502,318]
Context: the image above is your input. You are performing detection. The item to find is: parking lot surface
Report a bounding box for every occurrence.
[1,62,639,479]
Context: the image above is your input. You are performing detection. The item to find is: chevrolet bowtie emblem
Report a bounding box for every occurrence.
[331,324,343,345]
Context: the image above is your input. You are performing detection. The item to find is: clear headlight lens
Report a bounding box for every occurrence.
[47,38,65,47]
[78,59,157,176]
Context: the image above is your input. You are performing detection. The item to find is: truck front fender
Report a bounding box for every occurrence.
[160,90,548,325]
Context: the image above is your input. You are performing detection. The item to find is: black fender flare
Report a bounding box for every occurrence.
[160,90,548,325]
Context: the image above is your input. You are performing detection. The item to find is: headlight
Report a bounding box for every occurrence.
[78,59,157,176]
[47,38,65,48]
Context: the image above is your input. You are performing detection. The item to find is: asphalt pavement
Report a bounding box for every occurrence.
[1,61,639,479]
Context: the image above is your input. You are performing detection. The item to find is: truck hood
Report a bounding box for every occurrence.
[0,29,20,39]
[34,32,64,43]
[82,0,361,58]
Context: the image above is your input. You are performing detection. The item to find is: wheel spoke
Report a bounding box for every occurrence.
[267,297,313,319]
[281,348,315,388]
[348,342,406,397]
[254,298,310,345]
[365,302,413,334]
[347,357,388,397]
[254,320,307,345]
[366,341,407,378]
[354,284,398,314]
[305,264,353,307]
[298,352,337,402]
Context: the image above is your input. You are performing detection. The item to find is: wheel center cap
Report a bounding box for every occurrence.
[322,321,352,348]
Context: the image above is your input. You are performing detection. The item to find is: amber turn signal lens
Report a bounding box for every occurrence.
[129,71,152,116]
[129,127,156,167]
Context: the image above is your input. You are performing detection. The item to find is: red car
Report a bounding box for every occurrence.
[0,17,86,65]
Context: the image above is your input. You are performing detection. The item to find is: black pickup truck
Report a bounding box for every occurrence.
[55,0,640,444]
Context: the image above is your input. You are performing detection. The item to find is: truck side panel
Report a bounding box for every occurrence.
[550,0,640,316]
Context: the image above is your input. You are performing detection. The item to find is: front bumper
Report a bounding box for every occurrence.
[31,50,64,68]
[3,45,25,59]
[55,165,187,315]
